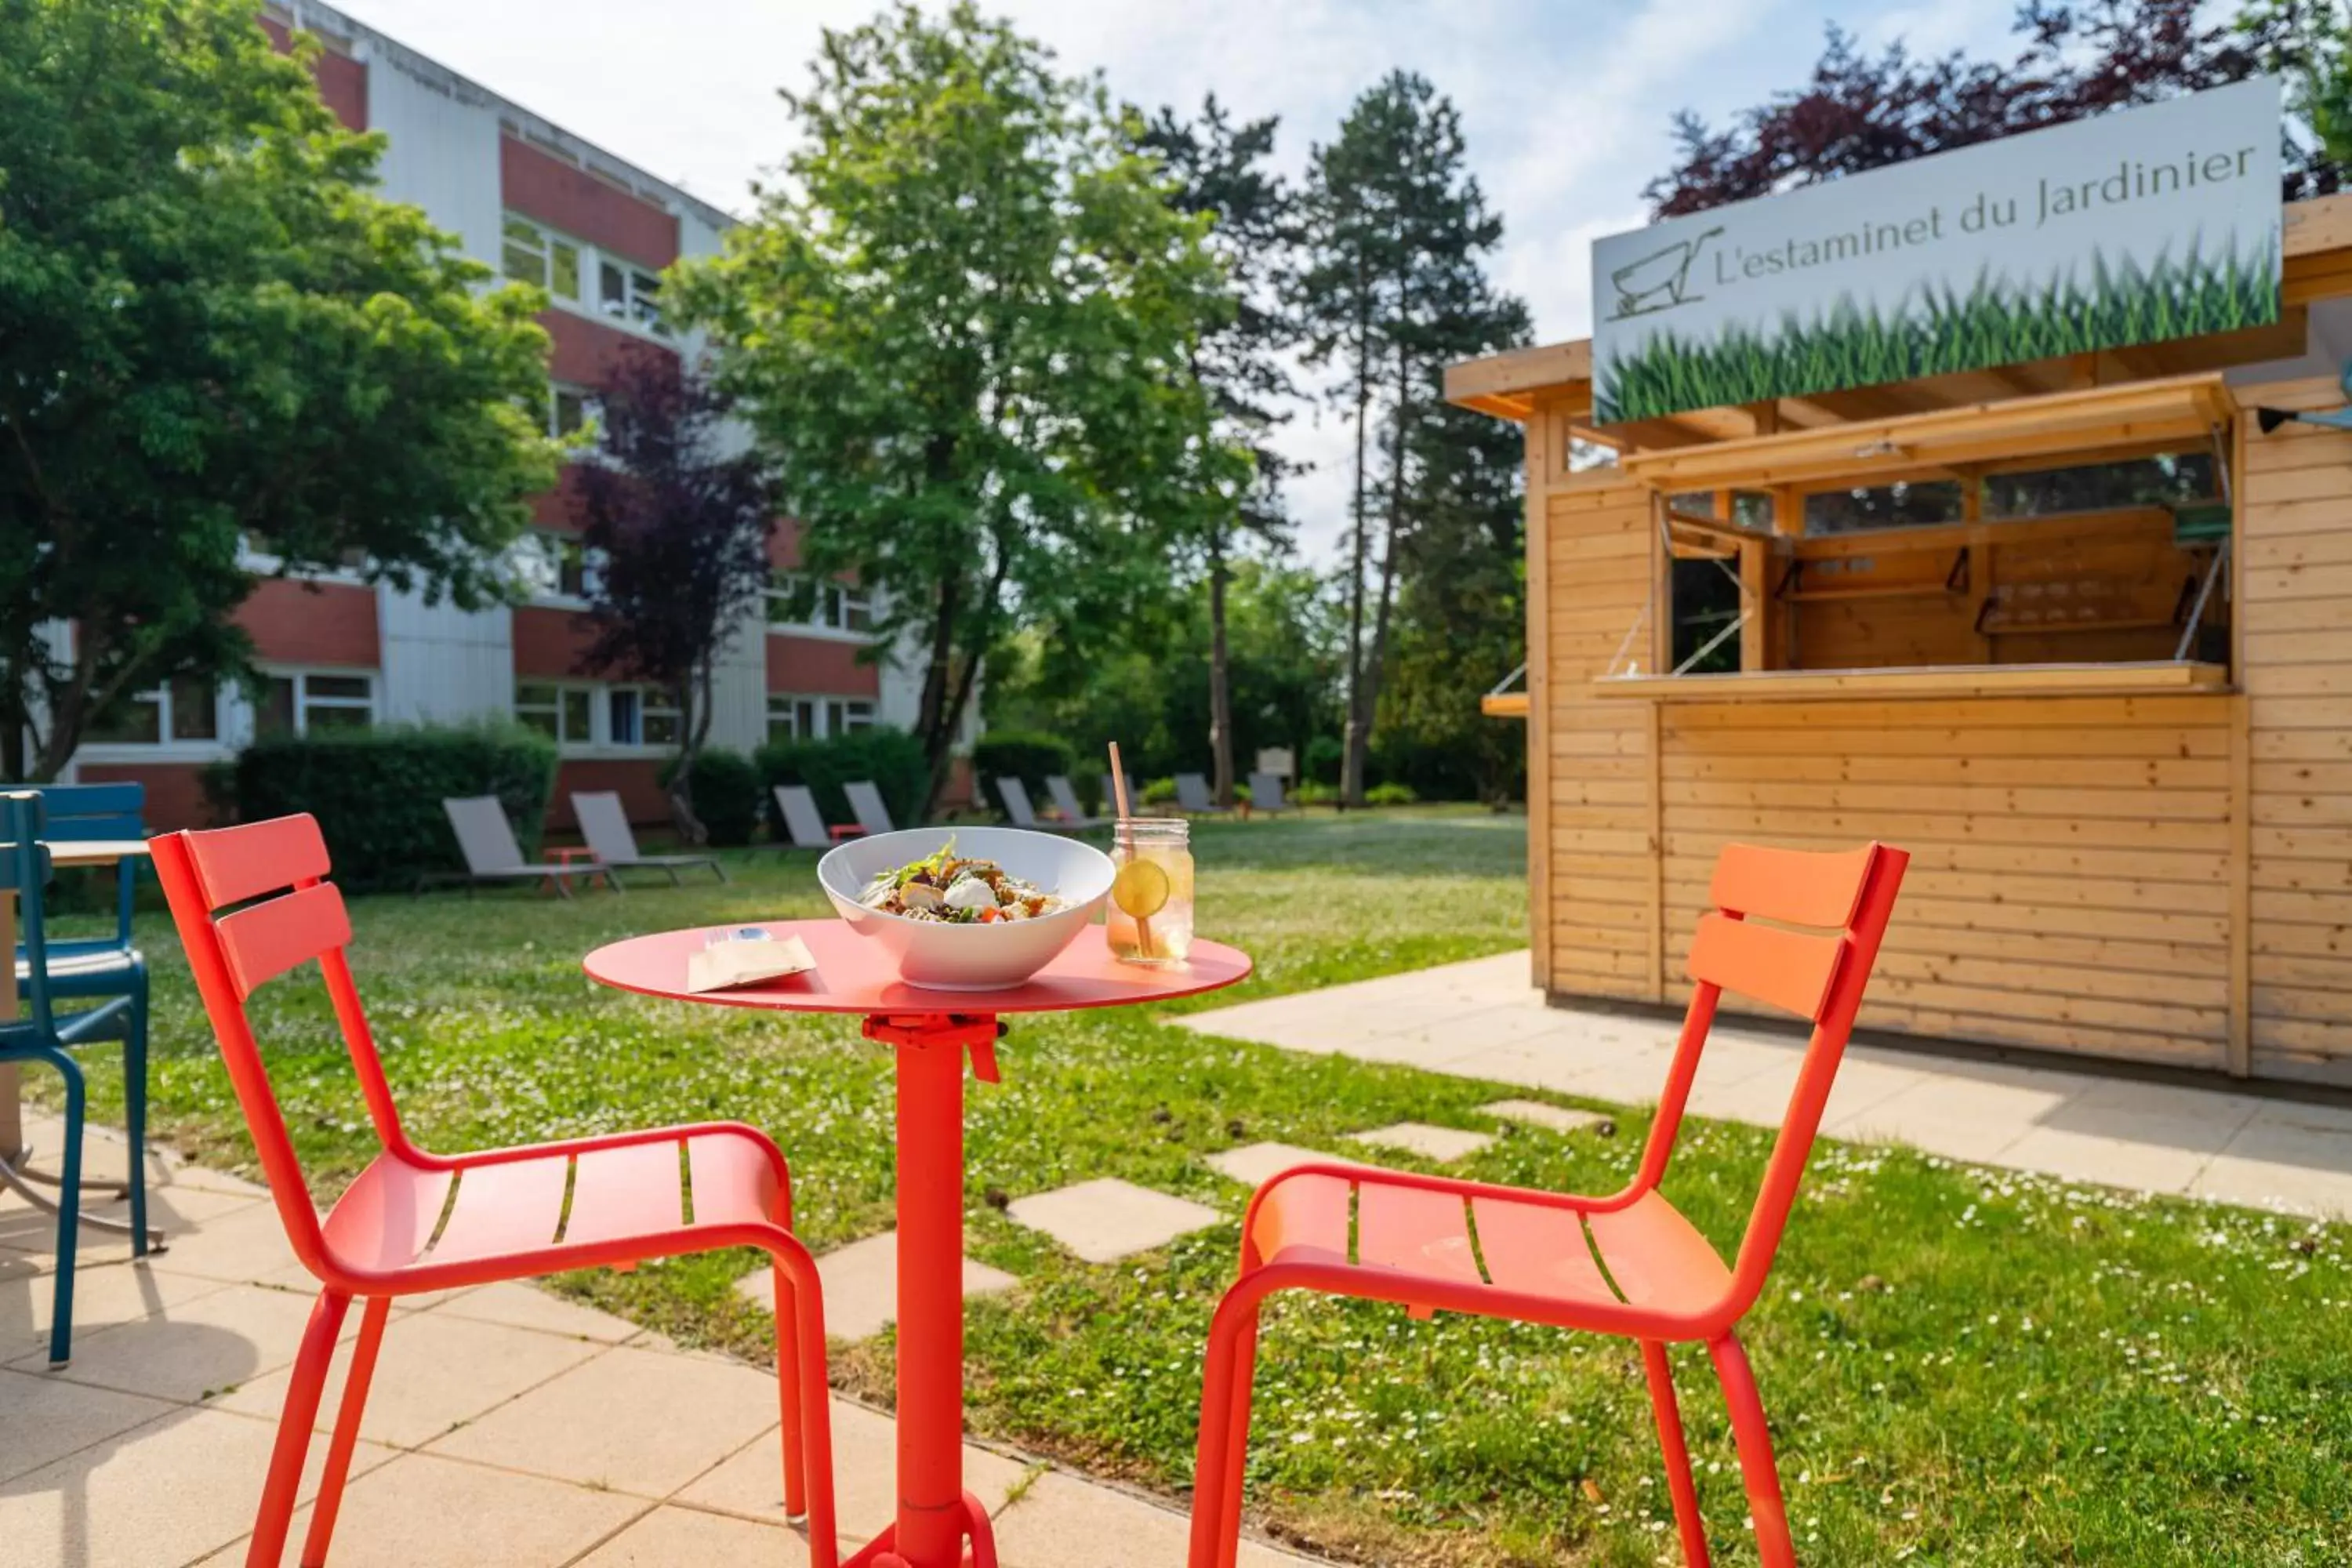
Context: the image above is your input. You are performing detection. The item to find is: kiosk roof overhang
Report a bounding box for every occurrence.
[1447,193,2352,441]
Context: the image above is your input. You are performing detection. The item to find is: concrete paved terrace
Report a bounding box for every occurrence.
[0,1114,1328,1568]
[1181,950,2352,1218]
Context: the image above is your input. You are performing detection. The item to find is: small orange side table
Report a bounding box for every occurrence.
[584,919,1251,1568]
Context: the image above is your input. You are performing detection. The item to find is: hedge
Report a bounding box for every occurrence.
[972,731,1074,800]
[756,727,929,833]
[662,748,762,847]
[215,722,558,890]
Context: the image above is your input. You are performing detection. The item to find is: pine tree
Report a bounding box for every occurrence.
[1300,72,1510,805]
[1142,96,1299,808]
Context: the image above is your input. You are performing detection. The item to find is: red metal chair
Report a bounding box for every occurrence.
[151,815,840,1568]
[1186,840,1910,1568]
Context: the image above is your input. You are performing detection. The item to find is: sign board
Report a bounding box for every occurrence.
[1591,78,2282,426]
[1254,748,1294,780]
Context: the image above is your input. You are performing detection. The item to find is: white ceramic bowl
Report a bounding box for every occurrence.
[818,826,1114,990]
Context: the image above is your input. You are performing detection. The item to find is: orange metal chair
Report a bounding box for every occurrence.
[151,815,840,1568]
[1185,840,1910,1568]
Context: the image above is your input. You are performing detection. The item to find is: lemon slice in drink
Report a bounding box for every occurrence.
[1112,858,1171,920]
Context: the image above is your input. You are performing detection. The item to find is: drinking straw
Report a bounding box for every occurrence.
[1108,742,1154,957]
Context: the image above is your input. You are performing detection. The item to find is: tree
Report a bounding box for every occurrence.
[572,349,775,843]
[1299,72,1509,806]
[673,3,1232,813]
[1646,0,2340,217]
[0,0,558,779]
[1142,96,1299,808]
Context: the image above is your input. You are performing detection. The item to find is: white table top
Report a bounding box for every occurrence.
[42,839,151,869]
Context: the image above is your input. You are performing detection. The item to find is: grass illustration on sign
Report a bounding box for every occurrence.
[1595,241,2278,425]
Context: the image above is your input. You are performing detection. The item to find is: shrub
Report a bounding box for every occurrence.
[972,731,1075,797]
[663,748,762,847]
[1067,759,1106,817]
[1291,779,1339,807]
[1366,782,1419,807]
[1304,734,1343,786]
[1140,776,1178,805]
[219,721,558,890]
[757,727,930,832]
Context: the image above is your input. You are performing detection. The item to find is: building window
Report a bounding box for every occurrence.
[605,688,681,749]
[515,682,593,745]
[599,260,664,334]
[502,216,581,303]
[83,677,221,747]
[768,572,874,635]
[549,383,597,439]
[259,670,375,737]
[521,530,592,601]
[766,695,817,744]
[768,694,871,742]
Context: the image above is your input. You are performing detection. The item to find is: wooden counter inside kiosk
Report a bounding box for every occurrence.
[1455,223,2352,1086]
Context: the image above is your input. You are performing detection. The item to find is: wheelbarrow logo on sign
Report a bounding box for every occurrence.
[1589,77,2283,426]
[1604,227,1724,321]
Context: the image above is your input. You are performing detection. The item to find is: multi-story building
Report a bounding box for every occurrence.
[64,1,963,831]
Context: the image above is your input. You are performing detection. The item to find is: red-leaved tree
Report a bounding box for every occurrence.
[1647,0,2342,217]
[574,348,775,844]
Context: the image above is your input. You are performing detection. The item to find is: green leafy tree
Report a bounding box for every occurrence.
[673,3,1232,812]
[1142,96,1299,808]
[0,0,559,779]
[1299,72,1512,806]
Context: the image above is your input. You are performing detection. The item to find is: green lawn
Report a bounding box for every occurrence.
[55,811,2352,1566]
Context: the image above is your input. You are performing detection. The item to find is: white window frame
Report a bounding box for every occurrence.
[74,677,230,762]
[514,681,596,749]
[766,691,873,743]
[517,529,599,609]
[601,685,681,753]
[767,572,877,643]
[502,211,666,341]
[256,667,377,739]
[548,381,599,441]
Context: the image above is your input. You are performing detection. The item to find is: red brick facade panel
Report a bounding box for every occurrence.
[502,136,679,269]
[765,634,880,697]
[543,310,673,391]
[511,605,596,680]
[530,466,593,532]
[239,579,379,668]
[259,17,368,130]
[547,759,666,832]
[78,762,214,833]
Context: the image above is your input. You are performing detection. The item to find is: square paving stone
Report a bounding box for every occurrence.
[425,1343,783,1496]
[5,1404,394,1568]
[0,1366,176,1486]
[1004,1178,1221,1264]
[429,1280,643,1343]
[732,1231,1017,1342]
[204,1450,644,1568]
[1203,1143,1364,1189]
[573,1504,809,1566]
[215,1306,606,1447]
[679,1395,1032,1545]
[1347,1123,1494,1163]
[6,1282,344,1401]
[1477,1099,1607,1135]
[993,1468,1320,1567]
[0,1257,227,1361]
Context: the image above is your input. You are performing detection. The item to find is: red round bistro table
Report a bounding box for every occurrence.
[583,919,1251,1568]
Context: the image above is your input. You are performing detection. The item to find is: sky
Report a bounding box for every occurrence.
[331,0,2028,557]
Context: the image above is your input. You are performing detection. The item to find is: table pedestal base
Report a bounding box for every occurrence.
[857,1014,1005,1568]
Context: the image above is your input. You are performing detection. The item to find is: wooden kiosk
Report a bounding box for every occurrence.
[1451,193,2352,1086]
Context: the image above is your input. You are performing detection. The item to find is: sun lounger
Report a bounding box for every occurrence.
[428,797,610,897]
[573,790,727,885]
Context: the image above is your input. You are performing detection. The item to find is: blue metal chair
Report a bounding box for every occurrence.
[2,792,140,1365]
[7,782,151,1261]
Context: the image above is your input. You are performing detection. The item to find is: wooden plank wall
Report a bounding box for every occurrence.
[2238,372,2352,1085]
[1653,695,2236,1068]
[1538,463,1657,1001]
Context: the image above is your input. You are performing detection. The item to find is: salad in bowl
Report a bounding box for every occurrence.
[819,826,1112,989]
